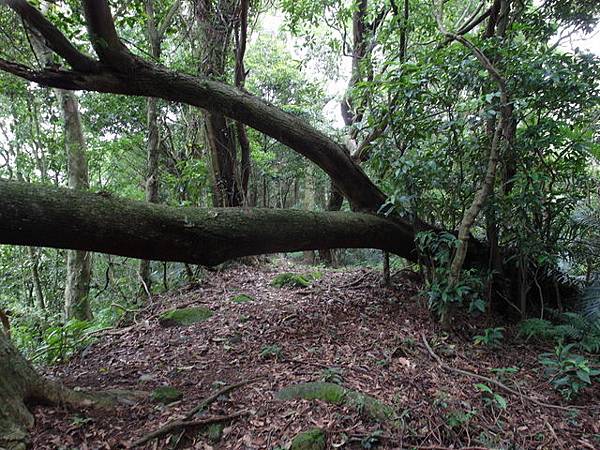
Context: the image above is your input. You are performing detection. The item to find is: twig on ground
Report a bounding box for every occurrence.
[129,379,261,447]
[129,411,249,447]
[420,334,581,412]
[184,378,261,419]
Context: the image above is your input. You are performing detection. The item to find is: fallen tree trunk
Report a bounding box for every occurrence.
[0,180,422,266]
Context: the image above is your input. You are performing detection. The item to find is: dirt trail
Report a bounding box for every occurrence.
[33,264,599,449]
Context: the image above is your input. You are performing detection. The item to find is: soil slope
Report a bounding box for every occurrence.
[32,264,600,449]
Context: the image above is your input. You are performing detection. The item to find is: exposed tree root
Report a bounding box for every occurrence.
[129,410,249,448]
[0,330,145,450]
[129,379,260,447]
[420,333,583,412]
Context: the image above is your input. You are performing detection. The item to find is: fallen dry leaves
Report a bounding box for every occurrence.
[31,262,600,449]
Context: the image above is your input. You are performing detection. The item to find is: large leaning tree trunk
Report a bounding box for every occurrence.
[0,180,428,266]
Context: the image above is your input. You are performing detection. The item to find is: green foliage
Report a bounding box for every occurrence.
[360,429,383,449]
[231,294,255,304]
[290,428,327,450]
[519,310,600,353]
[259,344,283,360]
[33,319,94,364]
[445,408,477,429]
[416,231,485,322]
[150,386,183,405]
[539,343,600,400]
[474,383,508,410]
[473,328,504,348]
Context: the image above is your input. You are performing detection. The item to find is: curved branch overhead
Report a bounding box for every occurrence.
[0,0,490,269]
[1,0,386,211]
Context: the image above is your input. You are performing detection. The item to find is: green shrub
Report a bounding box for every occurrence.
[259,344,283,359]
[519,310,600,353]
[33,319,94,364]
[539,343,600,400]
[473,327,504,347]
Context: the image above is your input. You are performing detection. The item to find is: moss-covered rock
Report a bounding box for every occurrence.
[345,391,396,422]
[150,386,182,404]
[270,273,311,288]
[158,306,213,327]
[277,382,398,425]
[231,293,254,304]
[276,382,346,404]
[290,428,327,450]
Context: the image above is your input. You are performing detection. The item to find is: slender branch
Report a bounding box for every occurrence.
[157,0,182,41]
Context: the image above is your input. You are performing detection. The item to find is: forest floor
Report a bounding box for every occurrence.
[32,262,599,449]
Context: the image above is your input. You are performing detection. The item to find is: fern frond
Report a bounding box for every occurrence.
[519,319,554,340]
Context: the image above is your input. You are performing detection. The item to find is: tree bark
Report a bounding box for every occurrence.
[0,0,490,269]
[26,9,93,320]
[0,330,141,449]
[59,90,92,321]
[196,0,242,207]
[0,180,423,266]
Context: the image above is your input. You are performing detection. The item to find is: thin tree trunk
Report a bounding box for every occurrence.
[383,251,391,286]
[26,247,44,310]
[138,94,160,294]
[27,15,92,320]
[235,0,251,203]
[139,0,180,293]
[303,166,316,264]
[59,90,92,321]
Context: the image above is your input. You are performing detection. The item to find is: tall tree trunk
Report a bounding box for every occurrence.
[235,0,251,204]
[59,90,92,321]
[138,95,160,294]
[26,246,45,310]
[303,166,316,264]
[139,0,181,293]
[196,0,242,207]
[27,12,92,320]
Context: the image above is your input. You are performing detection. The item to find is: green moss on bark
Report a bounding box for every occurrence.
[150,386,182,404]
[276,382,397,425]
[270,273,311,288]
[231,293,254,303]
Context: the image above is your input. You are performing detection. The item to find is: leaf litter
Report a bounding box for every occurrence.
[31,263,600,449]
